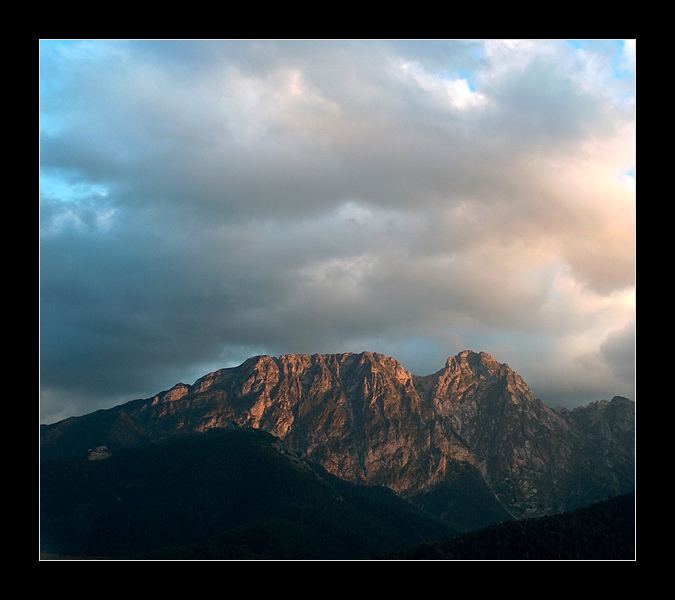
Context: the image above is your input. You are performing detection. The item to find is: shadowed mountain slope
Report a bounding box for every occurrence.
[40,429,460,560]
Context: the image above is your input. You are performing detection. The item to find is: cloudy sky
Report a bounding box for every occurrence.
[39,39,636,424]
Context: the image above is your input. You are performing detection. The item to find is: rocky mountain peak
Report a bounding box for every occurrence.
[40,350,635,521]
[444,350,510,379]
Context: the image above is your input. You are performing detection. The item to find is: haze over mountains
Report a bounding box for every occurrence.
[41,350,635,529]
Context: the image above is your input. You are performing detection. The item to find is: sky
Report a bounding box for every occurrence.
[39,39,636,424]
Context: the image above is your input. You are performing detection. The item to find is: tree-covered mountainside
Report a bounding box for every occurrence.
[384,491,635,560]
[40,427,634,560]
[40,429,460,560]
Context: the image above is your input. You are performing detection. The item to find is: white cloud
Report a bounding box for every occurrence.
[398,59,487,110]
[620,173,636,193]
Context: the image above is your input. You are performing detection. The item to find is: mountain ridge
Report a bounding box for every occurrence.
[40,349,635,524]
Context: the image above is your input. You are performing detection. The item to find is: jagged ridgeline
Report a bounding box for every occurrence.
[41,350,635,553]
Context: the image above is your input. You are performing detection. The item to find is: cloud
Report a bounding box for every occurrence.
[40,40,635,422]
[398,60,487,110]
[599,319,636,383]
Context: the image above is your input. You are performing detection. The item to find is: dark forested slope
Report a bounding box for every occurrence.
[40,429,460,560]
[385,491,635,560]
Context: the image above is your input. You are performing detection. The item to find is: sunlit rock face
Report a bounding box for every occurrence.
[40,351,635,520]
[414,350,585,516]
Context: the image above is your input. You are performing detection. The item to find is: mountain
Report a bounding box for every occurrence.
[40,429,461,559]
[40,350,635,530]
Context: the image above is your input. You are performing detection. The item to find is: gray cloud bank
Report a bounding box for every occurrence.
[40,40,635,423]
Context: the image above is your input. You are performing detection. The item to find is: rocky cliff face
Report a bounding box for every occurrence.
[40,350,635,521]
[414,351,583,517]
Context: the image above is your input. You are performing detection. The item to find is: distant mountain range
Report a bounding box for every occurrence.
[40,350,635,559]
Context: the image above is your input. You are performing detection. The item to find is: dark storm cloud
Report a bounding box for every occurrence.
[599,320,636,385]
[40,40,635,422]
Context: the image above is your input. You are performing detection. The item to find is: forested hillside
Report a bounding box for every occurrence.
[385,491,635,560]
[41,427,634,560]
[40,429,459,559]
